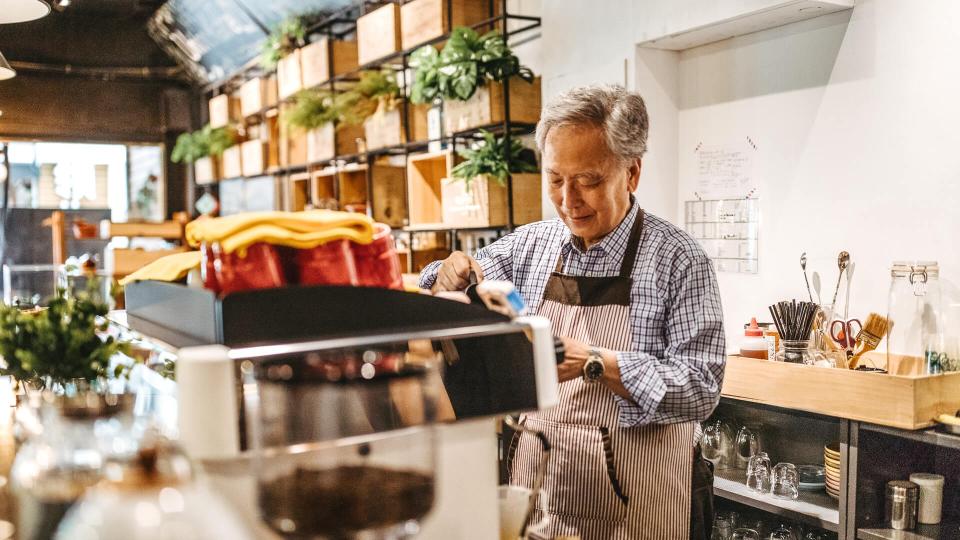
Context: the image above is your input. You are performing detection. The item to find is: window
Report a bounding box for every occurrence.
[3,141,165,222]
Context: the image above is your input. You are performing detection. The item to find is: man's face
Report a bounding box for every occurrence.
[544,123,640,247]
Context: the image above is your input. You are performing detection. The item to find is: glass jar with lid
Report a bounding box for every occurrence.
[887,261,944,374]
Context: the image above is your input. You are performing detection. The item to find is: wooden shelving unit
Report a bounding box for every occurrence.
[192,0,542,273]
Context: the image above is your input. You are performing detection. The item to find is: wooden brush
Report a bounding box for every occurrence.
[847,313,892,369]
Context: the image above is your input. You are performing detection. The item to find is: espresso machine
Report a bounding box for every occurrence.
[125,283,559,539]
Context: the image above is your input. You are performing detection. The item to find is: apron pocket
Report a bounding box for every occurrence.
[524,418,628,523]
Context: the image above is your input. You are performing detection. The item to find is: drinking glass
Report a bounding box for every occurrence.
[702,420,723,465]
[771,463,800,500]
[711,514,735,540]
[746,452,771,493]
[736,425,761,468]
[732,529,760,540]
[769,524,796,540]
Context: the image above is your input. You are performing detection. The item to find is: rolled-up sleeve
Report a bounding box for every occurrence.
[613,255,726,427]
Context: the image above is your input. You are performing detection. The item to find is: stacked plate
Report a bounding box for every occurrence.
[824,443,841,499]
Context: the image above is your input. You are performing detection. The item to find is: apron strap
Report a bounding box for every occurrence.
[619,209,645,278]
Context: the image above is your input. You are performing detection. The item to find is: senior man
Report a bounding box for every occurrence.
[420,85,725,539]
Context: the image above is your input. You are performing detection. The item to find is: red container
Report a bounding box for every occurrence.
[296,238,358,286]
[200,242,220,293]
[213,242,287,295]
[351,224,403,290]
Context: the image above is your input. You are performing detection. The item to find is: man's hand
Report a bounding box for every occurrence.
[557,336,590,382]
[431,251,484,293]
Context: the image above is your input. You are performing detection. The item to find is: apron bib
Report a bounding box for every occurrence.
[509,210,694,539]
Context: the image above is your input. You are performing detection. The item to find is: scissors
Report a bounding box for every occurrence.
[830,318,862,350]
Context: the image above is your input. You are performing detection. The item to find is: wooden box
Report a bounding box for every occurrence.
[443,77,542,134]
[279,109,309,167]
[194,155,220,185]
[357,3,401,66]
[400,0,490,50]
[300,38,359,89]
[240,139,267,177]
[339,161,407,227]
[208,93,240,129]
[406,150,460,227]
[277,48,303,101]
[363,101,431,150]
[440,172,541,228]
[287,172,312,211]
[722,355,960,430]
[221,145,243,179]
[311,168,339,209]
[240,76,278,118]
[306,123,364,163]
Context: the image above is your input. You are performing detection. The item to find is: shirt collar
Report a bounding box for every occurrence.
[562,196,640,267]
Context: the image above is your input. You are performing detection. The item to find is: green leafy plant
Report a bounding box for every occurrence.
[0,282,131,387]
[260,17,307,70]
[340,69,402,126]
[171,125,238,163]
[410,27,534,104]
[284,89,347,131]
[451,130,539,189]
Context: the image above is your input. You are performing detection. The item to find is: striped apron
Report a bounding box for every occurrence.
[510,210,694,539]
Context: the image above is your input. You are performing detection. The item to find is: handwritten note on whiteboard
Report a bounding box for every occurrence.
[695,141,756,199]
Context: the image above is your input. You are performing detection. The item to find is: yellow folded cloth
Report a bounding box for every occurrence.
[119,251,202,286]
[185,210,375,254]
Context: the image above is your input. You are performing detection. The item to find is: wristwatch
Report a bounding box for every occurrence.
[582,348,605,383]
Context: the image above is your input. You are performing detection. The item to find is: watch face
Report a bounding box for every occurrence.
[585,358,604,381]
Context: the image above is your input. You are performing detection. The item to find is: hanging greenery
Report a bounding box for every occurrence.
[284,89,348,131]
[410,27,534,104]
[450,130,539,188]
[171,125,238,164]
[339,69,402,126]
[0,281,131,387]
[260,17,307,70]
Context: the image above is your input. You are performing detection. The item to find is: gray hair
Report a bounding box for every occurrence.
[535,84,649,162]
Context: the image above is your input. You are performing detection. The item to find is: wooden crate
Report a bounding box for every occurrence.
[722,355,960,430]
[301,38,359,89]
[240,76,278,118]
[277,48,303,101]
[357,3,401,66]
[400,0,490,50]
[221,145,243,179]
[264,115,281,170]
[287,172,312,211]
[311,168,339,209]
[208,93,240,129]
[443,77,542,134]
[240,140,267,177]
[406,150,460,226]
[339,161,407,227]
[440,172,541,228]
[194,155,220,185]
[306,123,364,163]
[101,219,186,240]
[399,248,452,273]
[363,101,431,150]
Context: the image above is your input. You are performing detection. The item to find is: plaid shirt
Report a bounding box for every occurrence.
[420,200,726,428]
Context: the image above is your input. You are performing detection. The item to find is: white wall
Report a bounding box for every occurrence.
[540,0,960,350]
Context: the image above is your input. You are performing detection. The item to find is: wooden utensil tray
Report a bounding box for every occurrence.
[722,355,960,429]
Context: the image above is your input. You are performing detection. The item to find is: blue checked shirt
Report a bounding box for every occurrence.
[420,200,726,428]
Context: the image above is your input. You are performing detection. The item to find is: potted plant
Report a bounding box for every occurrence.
[171,124,238,183]
[409,27,541,134]
[260,16,307,71]
[409,27,534,104]
[442,130,541,228]
[284,89,362,162]
[0,284,130,389]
